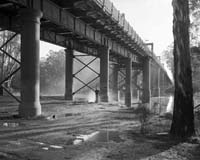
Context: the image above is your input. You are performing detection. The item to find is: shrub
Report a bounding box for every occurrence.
[134,103,151,133]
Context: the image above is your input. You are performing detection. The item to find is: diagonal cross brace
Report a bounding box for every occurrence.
[132,70,142,90]
[73,75,99,95]
[0,67,21,86]
[0,33,18,49]
[119,70,126,77]
[132,82,142,91]
[73,57,98,76]
[0,48,21,64]
[1,85,21,103]
[0,32,21,103]
[118,78,125,86]
[74,57,99,76]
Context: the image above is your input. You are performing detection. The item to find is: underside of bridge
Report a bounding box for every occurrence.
[0,0,173,118]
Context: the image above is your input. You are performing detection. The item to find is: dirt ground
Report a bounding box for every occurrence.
[1,96,200,160]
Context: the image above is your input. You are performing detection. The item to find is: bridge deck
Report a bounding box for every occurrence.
[0,0,152,63]
[0,0,172,83]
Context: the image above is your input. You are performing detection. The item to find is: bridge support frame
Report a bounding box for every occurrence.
[142,58,151,104]
[111,64,119,102]
[64,49,74,101]
[125,58,132,107]
[132,70,141,100]
[19,9,42,118]
[99,47,109,102]
[72,55,99,96]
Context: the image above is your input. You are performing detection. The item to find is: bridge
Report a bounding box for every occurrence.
[0,0,173,118]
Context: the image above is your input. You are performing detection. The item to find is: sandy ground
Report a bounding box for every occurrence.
[0,96,200,160]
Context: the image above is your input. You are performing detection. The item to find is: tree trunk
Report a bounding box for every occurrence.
[170,0,195,137]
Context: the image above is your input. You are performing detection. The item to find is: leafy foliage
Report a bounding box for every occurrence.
[189,0,200,46]
[191,47,200,93]
[40,50,65,94]
[134,104,151,133]
[161,44,174,74]
[162,45,200,93]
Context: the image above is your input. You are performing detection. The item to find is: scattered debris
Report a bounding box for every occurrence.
[35,142,45,145]
[46,114,56,120]
[42,147,49,150]
[99,107,105,110]
[0,152,14,159]
[49,145,63,149]
[72,130,124,145]
[156,132,169,135]
[65,113,81,117]
[2,122,19,127]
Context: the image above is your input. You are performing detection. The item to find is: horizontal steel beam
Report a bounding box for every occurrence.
[0,0,142,63]
[0,0,173,84]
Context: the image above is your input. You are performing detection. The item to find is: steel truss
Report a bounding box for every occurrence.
[0,31,21,103]
[108,63,118,85]
[118,69,142,92]
[72,55,99,95]
[132,70,142,91]
[118,69,126,90]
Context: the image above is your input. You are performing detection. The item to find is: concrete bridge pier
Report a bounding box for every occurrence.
[142,58,151,104]
[157,67,161,97]
[99,47,110,102]
[125,58,132,107]
[64,49,74,101]
[19,9,43,118]
[111,64,119,102]
[132,70,139,99]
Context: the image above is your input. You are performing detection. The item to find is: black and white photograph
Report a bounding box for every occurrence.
[0,0,200,159]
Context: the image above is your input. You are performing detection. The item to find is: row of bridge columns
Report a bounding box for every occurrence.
[17,8,151,118]
[62,48,151,106]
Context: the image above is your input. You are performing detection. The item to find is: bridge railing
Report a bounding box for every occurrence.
[89,0,148,55]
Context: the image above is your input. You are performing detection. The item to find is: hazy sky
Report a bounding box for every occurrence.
[112,0,173,55]
[40,0,173,57]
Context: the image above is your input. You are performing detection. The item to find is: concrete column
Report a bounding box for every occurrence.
[64,49,73,100]
[132,70,139,99]
[125,58,132,107]
[158,67,161,112]
[99,47,109,102]
[19,9,42,118]
[111,64,119,101]
[0,86,3,96]
[142,58,151,104]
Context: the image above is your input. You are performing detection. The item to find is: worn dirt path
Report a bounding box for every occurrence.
[0,96,200,160]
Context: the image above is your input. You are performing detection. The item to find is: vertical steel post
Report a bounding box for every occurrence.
[99,47,109,102]
[142,58,151,104]
[125,58,132,107]
[19,9,42,117]
[64,49,74,101]
[112,64,119,101]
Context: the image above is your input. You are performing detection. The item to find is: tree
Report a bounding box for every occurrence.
[170,0,195,137]
[162,45,200,94]
[161,0,200,75]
